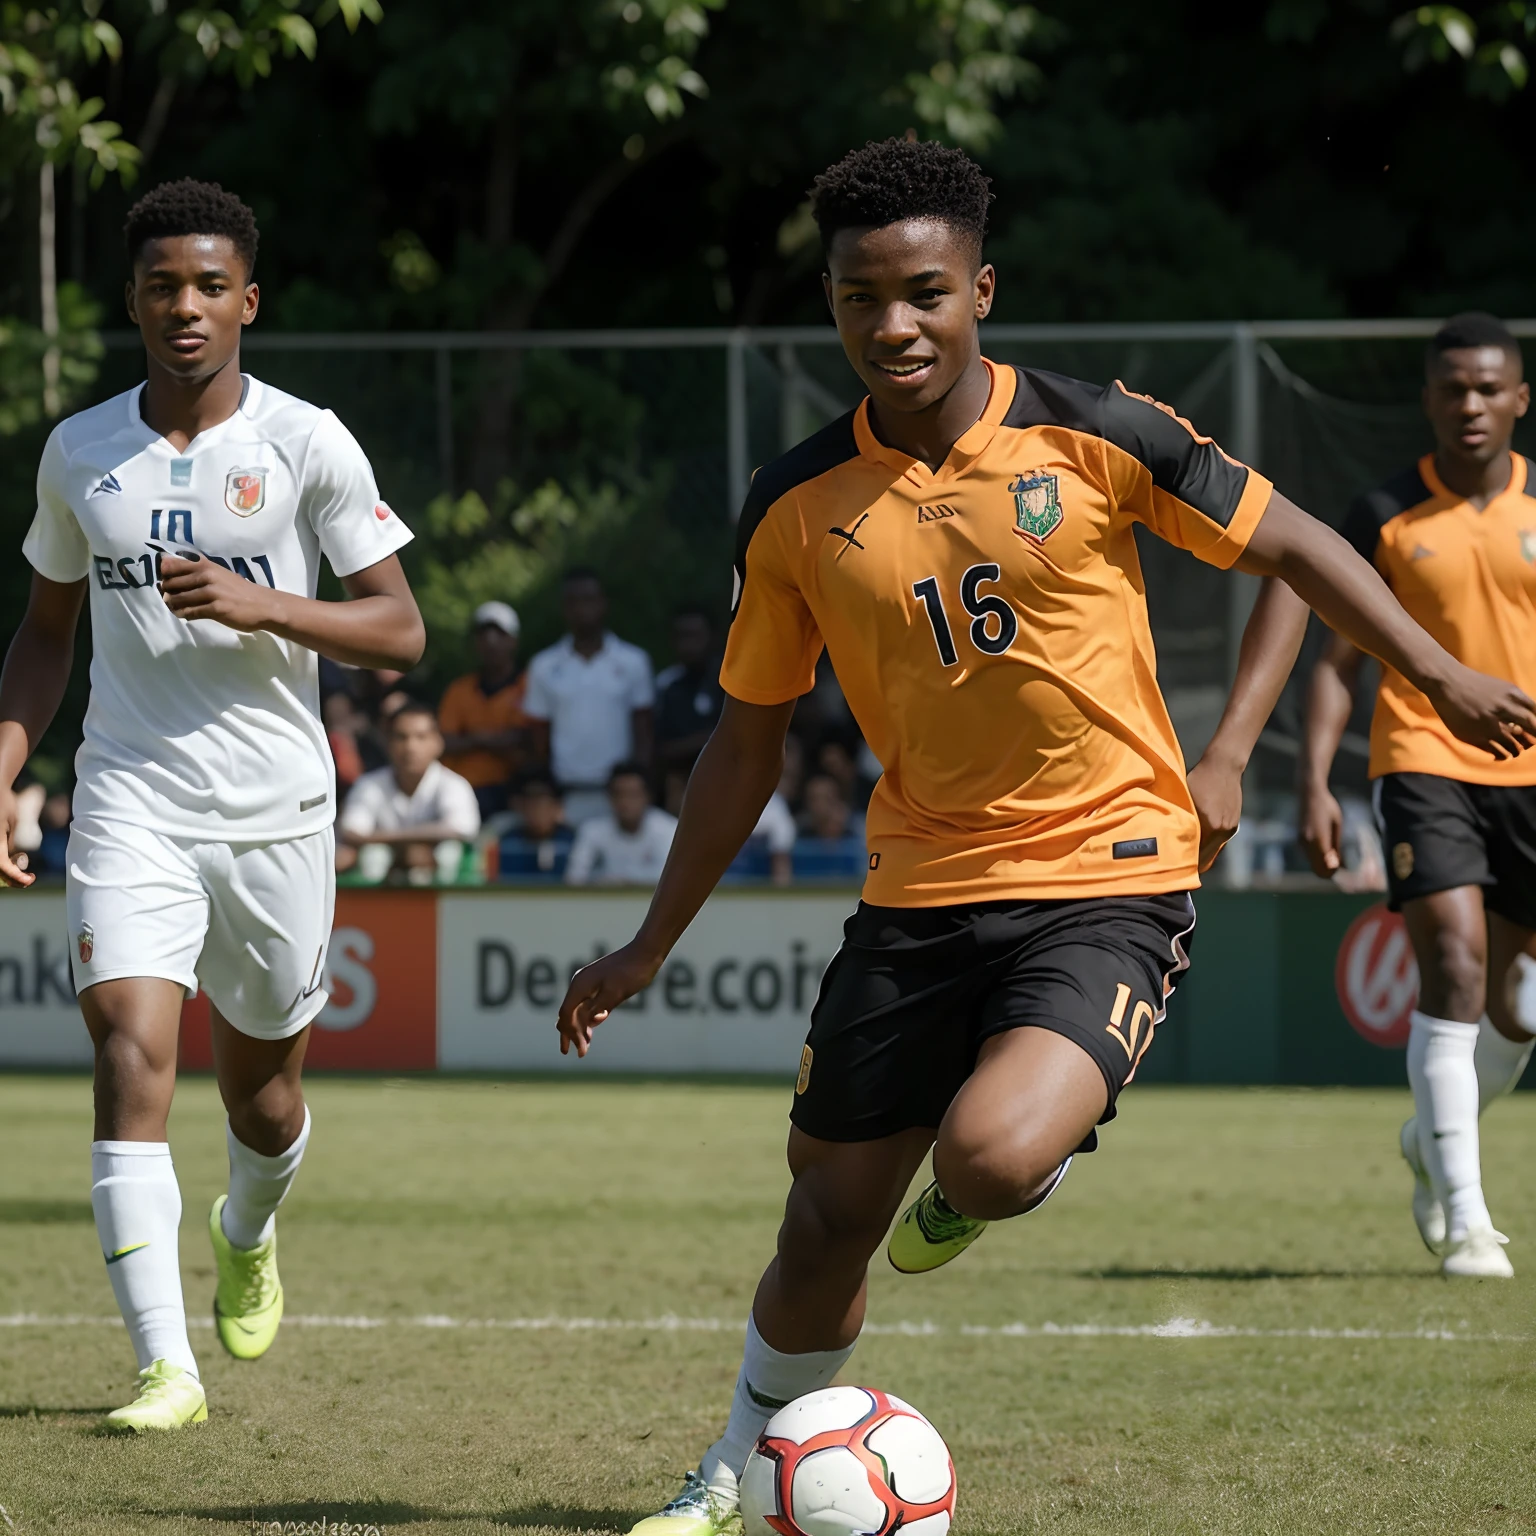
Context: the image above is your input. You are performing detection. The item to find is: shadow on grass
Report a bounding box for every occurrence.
[1080,1265,1434,1281]
[0,1404,114,1418]
[0,1198,94,1223]
[166,1504,645,1531]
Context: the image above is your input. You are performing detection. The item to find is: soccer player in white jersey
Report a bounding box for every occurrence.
[0,180,424,1431]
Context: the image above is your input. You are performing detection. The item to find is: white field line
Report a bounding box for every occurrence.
[0,1312,1525,1343]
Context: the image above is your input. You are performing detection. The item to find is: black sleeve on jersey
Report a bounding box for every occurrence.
[1005,367,1252,528]
[1339,463,1431,566]
[1523,456,1536,499]
[731,408,859,616]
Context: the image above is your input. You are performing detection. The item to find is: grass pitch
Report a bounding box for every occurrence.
[2,1074,1534,1535]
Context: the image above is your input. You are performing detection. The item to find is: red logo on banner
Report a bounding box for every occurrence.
[1336,903,1419,1048]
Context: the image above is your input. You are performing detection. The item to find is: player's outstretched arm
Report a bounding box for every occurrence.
[159,551,425,670]
[556,694,796,1058]
[1298,632,1364,877]
[1236,492,1536,759]
[0,573,87,886]
[1186,576,1309,870]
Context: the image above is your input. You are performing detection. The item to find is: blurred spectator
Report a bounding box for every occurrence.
[498,772,576,882]
[524,567,655,825]
[440,601,531,819]
[323,692,367,792]
[37,788,72,877]
[816,734,874,812]
[338,702,480,883]
[777,731,807,810]
[566,761,676,886]
[792,773,867,881]
[726,789,797,886]
[655,604,724,813]
[11,776,44,863]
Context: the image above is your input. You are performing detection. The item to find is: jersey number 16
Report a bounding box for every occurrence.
[912,564,1018,667]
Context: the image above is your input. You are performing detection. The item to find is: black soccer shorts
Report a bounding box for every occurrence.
[1375,771,1536,928]
[789,892,1196,1149]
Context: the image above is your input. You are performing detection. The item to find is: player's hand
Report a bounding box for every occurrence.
[1186,751,1243,873]
[556,941,663,1058]
[1298,784,1344,878]
[1422,663,1536,760]
[159,554,279,633]
[0,786,35,888]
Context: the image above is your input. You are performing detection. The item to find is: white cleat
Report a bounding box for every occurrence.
[1399,1117,1446,1254]
[1441,1227,1514,1280]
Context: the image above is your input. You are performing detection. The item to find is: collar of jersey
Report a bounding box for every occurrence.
[1418,448,1529,511]
[129,374,260,453]
[852,357,1016,485]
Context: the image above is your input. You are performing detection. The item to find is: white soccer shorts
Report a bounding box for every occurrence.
[65,814,336,1040]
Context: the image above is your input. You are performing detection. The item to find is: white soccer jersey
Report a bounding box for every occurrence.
[23,376,412,842]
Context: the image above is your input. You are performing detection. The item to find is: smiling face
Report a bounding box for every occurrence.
[823,219,994,415]
[1423,344,1529,468]
[125,234,257,383]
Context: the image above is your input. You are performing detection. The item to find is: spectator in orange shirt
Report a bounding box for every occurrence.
[440,601,532,818]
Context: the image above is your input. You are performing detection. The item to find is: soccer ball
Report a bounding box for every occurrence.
[739,1385,956,1536]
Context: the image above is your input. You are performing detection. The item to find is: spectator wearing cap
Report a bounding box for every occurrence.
[338,701,481,882]
[565,761,676,886]
[440,600,532,819]
[524,568,655,825]
[654,604,725,814]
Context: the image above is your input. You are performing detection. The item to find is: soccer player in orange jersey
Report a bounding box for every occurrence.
[555,141,1535,1535]
[1302,313,1536,1280]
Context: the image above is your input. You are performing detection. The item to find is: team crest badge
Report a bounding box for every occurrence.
[1010,470,1063,543]
[224,467,267,517]
[77,923,94,965]
[1520,529,1536,564]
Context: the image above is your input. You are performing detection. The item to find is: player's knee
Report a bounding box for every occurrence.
[933,1128,1063,1222]
[776,1178,889,1278]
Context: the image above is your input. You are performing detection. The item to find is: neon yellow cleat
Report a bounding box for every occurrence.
[104,1360,207,1433]
[209,1194,284,1360]
[627,1473,742,1535]
[888,1159,1073,1275]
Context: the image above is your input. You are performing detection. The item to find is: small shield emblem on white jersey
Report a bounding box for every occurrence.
[77,923,94,964]
[225,467,267,517]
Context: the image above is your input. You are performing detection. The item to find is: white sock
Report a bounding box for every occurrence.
[90,1141,198,1378]
[221,1106,311,1250]
[1407,1010,1491,1241]
[699,1315,857,1500]
[1474,1015,1535,1111]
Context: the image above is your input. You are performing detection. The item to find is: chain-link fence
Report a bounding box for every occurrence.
[94,320,1536,847]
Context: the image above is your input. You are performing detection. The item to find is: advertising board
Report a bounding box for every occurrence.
[437,889,854,1072]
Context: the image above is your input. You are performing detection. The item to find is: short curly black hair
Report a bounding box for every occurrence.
[123,179,259,277]
[1427,311,1522,373]
[809,137,992,263]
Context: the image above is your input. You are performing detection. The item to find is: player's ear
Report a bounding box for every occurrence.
[1516,379,1530,418]
[973,262,995,321]
[242,282,260,326]
[822,270,834,318]
[124,278,139,326]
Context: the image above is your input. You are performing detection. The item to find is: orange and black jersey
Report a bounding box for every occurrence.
[720,358,1273,906]
[1342,453,1536,786]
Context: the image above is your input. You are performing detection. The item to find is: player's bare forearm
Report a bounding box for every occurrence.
[1185,577,1308,871]
[1301,632,1362,795]
[0,573,86,885]
[1203,577,1309,773]
[159,552,424,670]
[0,573,86,784]
[555,695,795,1056]
[1238,492,1536,758]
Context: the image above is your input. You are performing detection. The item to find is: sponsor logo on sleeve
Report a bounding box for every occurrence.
[87,471,122,499]
[224,467,267,517]
[1520,529,1536,564]
[375,501,393,521]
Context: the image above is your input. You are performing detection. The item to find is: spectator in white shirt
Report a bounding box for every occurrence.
[338,702,481,882]
[566,762,676,887]
[523,567,655,824]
